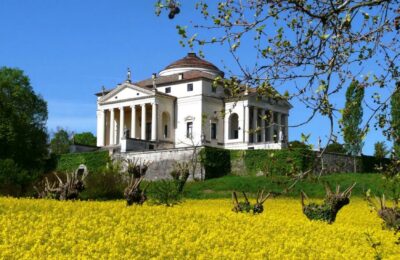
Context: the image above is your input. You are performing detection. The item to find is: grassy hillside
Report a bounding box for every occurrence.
[182,173,385,199]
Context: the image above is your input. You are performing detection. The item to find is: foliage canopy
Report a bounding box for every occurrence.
[156,0,400,145]
[0,67,48,194]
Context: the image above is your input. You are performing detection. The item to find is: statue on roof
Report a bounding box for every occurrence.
[126,68,132,83]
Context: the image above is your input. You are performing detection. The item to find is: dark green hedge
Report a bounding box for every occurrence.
[56,151,109,173]
[360,155,390,173]
[200,146,231,179]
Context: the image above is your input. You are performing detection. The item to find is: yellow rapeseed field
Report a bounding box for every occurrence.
[0,197,399,259]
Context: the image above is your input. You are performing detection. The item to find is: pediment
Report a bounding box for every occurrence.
[100,83,154,103]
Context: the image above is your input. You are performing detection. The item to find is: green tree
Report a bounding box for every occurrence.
[50,128,71,155]
[0,67,48,194]
[325,142,346,154]
[73,132,97,146]
[341,80,364,156]
[374,141,389,160]
[288,140,311,150]
[391,87,400,155]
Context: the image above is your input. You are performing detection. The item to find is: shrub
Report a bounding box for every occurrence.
[80,161,125,200]
[149,180,182,206]
[148,162,191,206]
[200,147,231,179]
[0,159,38,196]
[170,162,190,193]
[360,155,390,173]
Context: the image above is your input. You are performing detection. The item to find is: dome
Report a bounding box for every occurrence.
[159,53,224,76]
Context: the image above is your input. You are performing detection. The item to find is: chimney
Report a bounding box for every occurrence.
[178,73,184,80]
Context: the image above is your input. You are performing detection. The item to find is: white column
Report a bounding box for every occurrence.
[261,109,266,143]
[151,102,157,141]
[252,107,258,143]
[270,111,274,142]
[119,107,125,143]
[131,105,136,139]
[109,108,115,145]
[244,105,249,143]
[141,103,146,140]
[96,109,105,147]
[285,114,289,143]
[277,112,282,143]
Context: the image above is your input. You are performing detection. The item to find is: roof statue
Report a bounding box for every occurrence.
[126,68,132,83]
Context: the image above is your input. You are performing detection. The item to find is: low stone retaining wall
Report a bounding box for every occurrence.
[112,147,381,180]
[113,147,204,181]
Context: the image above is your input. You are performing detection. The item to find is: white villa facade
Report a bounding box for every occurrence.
[96,53,292,152]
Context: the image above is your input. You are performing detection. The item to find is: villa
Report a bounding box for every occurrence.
[95,53,292,152]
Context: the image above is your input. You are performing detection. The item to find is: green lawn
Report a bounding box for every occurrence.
[183,173,386,199]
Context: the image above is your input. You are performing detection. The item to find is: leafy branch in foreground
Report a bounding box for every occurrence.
[156,1,400,150]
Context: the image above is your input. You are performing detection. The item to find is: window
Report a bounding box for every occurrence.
[229,113,239,139]
[211,123,217,139]
[211,85,217,93]
[187,83,193,92]
[165,87,171,93]
[186,122,193,138]
[164,124,168,138]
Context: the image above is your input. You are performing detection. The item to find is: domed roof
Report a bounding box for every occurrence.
[159,53,223,76]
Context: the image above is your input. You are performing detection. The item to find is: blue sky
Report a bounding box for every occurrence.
[0,0,391,155]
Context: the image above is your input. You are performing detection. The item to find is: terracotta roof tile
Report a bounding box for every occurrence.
[135,70,217,88]
[95,70,217,96]
[163,53,223,74]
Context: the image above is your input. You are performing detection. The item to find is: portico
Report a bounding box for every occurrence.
[97,102,158,146]
[96,81,176,149]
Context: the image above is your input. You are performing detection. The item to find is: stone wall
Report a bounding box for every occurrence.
[113,146,204,181]
[112,148,374,181]
[313,152,358,174]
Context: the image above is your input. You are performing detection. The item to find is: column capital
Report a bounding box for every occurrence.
[140,103,146,107]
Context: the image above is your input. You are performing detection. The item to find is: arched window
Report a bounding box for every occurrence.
[229,113,239,139]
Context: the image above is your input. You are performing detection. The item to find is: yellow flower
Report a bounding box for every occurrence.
[0,197,399,259]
